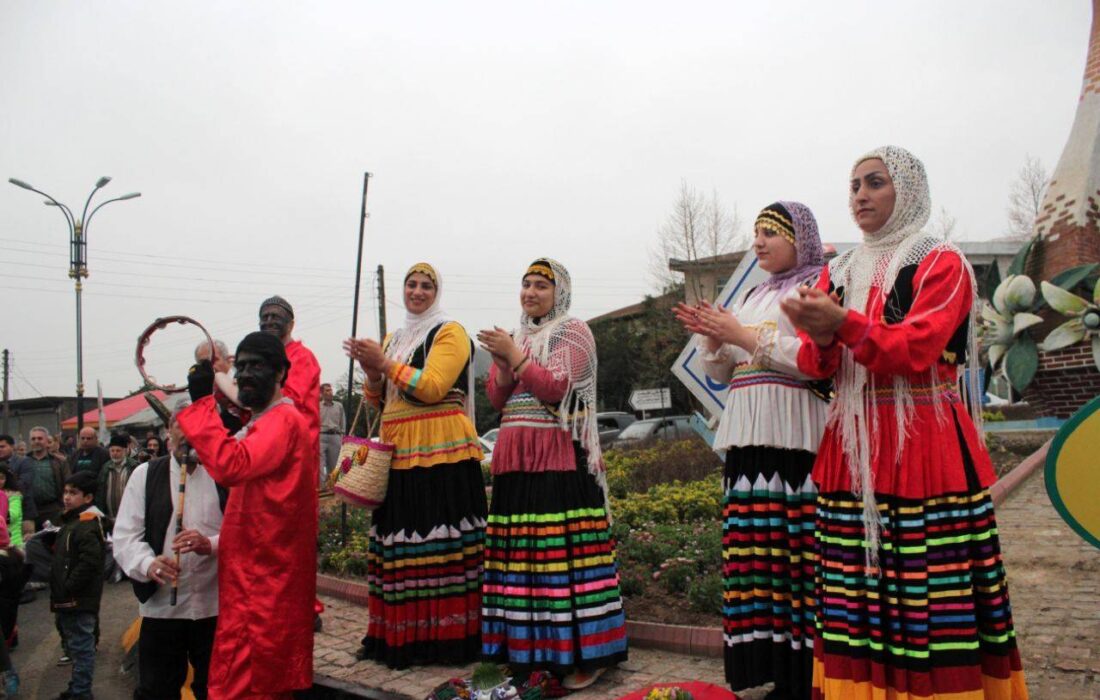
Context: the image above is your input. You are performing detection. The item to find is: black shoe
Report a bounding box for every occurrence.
[354,645,370,661]
[18,588,35,604]
[313,612,323,633]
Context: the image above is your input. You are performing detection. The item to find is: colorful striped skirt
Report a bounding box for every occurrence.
[359,458,488,669]
[722,445,818,697]
[481,463,629,675]
[812,488,1028,699]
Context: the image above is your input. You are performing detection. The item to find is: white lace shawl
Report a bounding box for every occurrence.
[516,258,606,498]
[830,146,982,566]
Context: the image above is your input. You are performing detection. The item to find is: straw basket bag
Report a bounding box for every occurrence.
[332,399,393,510]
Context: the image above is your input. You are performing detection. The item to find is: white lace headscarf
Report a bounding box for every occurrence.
[385,262,475,423]
[516,258,607,497]
[829,146,982,566]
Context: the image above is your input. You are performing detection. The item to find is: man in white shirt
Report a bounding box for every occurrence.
[113,401,224,700]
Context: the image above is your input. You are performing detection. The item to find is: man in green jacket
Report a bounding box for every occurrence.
[50,471,105,700]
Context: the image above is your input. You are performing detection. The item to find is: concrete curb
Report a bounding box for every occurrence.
[317,439,1054,660]
[316,574,725,658]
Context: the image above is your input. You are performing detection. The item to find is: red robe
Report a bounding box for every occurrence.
[178,396,317,698]
[283,339,321,483]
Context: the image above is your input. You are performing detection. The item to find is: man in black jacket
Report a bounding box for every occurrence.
[50,471,105,700]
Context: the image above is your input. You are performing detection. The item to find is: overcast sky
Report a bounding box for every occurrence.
[1,1,1091,400]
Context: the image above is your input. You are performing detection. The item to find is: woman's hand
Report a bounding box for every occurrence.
[342,338,391,381]
[780,286,846,346]
[673,302,721,352]
[674,302,754,352]
[477,327,525,369]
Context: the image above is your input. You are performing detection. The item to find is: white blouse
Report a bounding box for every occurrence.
[699,284,829,453]
[112,457,223,621]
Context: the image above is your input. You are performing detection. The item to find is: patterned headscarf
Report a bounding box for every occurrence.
[751,201,825,297]
[386,262,450,364]
[519,258,572,336]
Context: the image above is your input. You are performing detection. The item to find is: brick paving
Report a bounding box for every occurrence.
[313,596,771,699]
[998,470,1100,699]
[313,466,1100,700]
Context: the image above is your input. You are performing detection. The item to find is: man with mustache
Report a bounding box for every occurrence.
[178,332,316,698]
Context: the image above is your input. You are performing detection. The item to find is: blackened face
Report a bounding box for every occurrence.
[259,305,293,341]
[235,350,281,409]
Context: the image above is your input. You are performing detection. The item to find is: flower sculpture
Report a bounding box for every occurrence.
[981,275,1044,389]
[1040,279,1100,370]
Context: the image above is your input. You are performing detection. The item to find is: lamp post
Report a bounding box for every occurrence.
[8,176,141,430]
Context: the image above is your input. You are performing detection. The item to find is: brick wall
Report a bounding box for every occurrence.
[1023,344,1100,418]
[1085,0,1100,99]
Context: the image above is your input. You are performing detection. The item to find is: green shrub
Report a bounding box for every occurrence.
[687,571,724,614]
[317,505,372,577]
[605,437,721,498]
[611,474,723,528]
[657,557,697,595]
[619,567,648,597]
[982,410,1006,422]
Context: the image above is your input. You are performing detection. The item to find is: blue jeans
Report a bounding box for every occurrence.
[56,610,96,695]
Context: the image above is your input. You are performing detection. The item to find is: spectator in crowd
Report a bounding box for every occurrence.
[0,507,20,694]
[61,435,76,460]
[50,471,106,700]
[27,427,70,529]
[71,427,110,478]
[318,383,345,487]
[195,339,231,365]
[145,435,165,459]
[0,465,26,551]
[114,400,224,700]
[0,435,35,541]
[96,434,137,530]
[13,442,26,459]
[0,464,28,651]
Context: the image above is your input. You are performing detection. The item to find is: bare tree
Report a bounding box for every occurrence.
[1006,155,1049,240]
[650,180,742,297]
[931,205,958,241]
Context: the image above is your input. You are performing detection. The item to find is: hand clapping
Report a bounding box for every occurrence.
[779,286,846,346]
[342,337,390,379]
[476,327,524,370]
[672,301,753,351]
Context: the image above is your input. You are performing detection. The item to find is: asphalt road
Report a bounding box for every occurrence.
[14,578,139,699]
[12,579,371,699]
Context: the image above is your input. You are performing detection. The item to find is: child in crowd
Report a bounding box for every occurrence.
[50,471,105,700]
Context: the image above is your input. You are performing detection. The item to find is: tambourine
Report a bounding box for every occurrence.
[135,315,216,393]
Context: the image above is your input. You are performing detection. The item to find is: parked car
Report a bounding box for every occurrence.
[480,428,500,461]
[596,412,637,448]
[612,415,693,447]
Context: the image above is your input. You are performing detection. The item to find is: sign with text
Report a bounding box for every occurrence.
[629,388,671,411]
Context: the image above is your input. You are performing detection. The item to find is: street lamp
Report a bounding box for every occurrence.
[8,176,141,430]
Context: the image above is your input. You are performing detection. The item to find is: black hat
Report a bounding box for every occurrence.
[259,295,294,319]
[108,434,129,449]
[236,331,292,383]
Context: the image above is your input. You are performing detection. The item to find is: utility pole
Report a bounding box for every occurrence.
[376,264,387,340]
[1,350,9,435]
[341,171,371,546]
